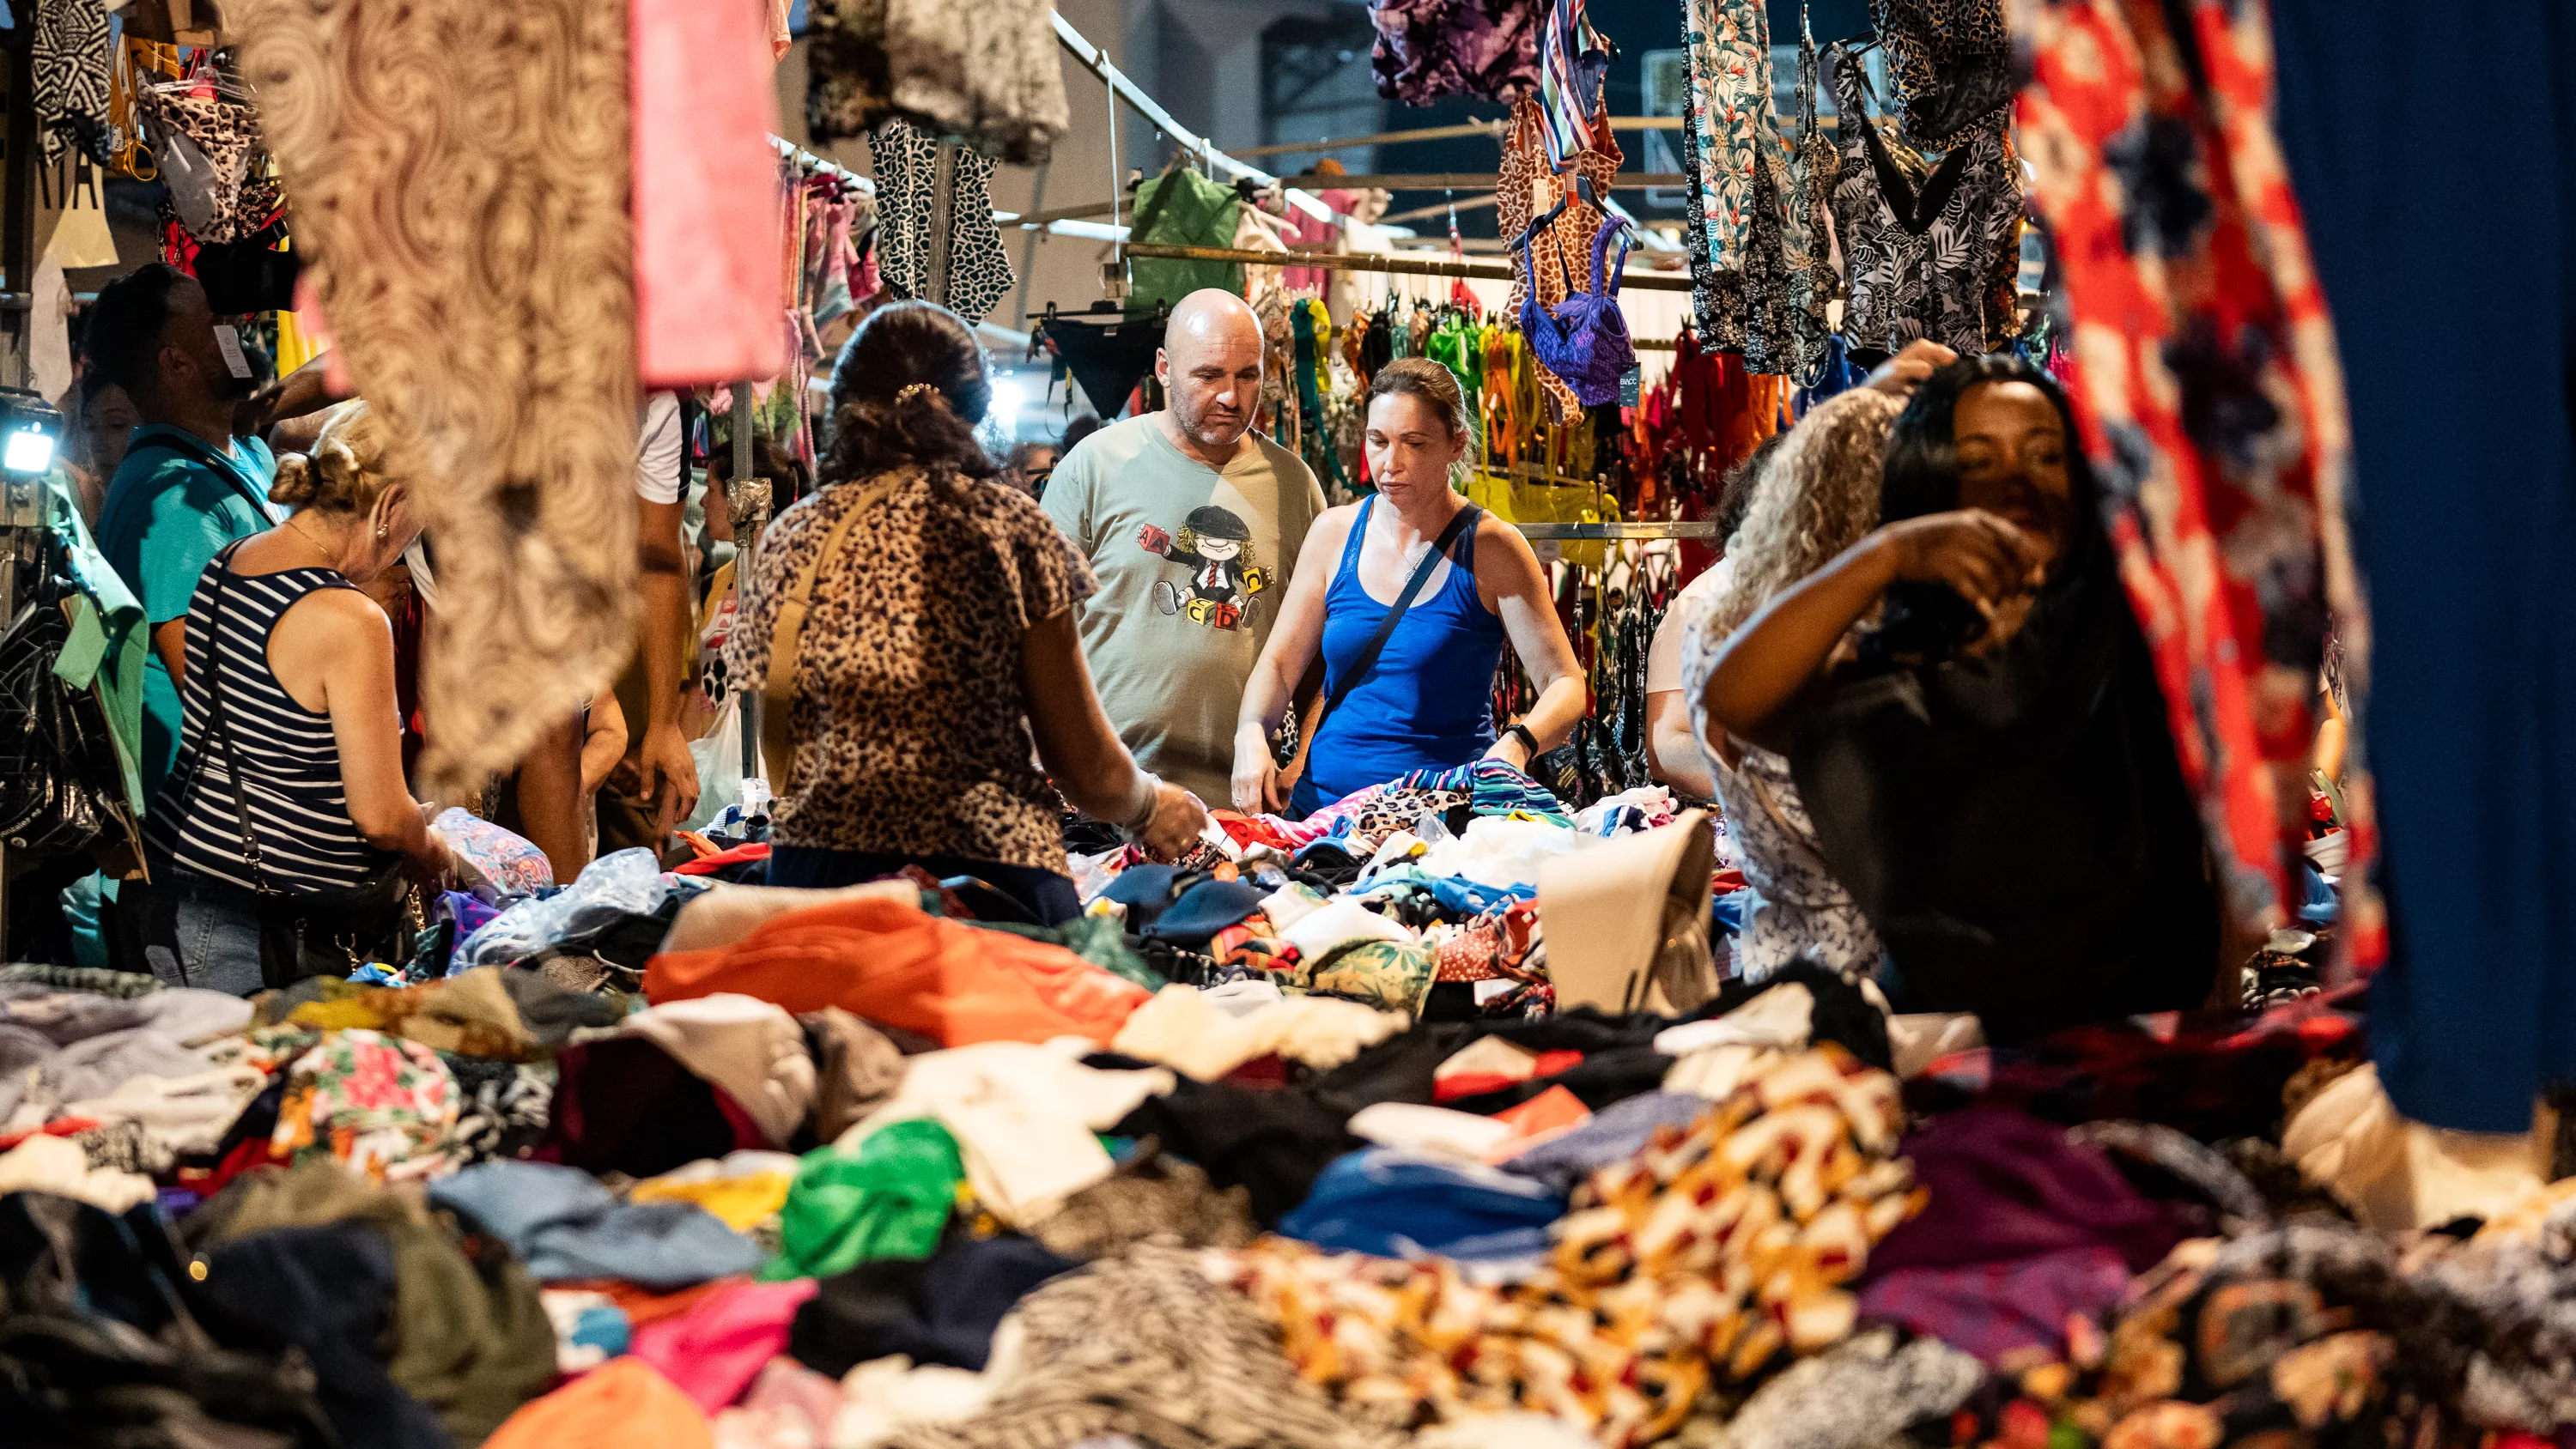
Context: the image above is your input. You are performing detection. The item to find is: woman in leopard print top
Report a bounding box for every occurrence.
[726,302,1206,923]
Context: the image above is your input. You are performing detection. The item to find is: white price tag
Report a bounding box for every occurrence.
[213,323,253,379]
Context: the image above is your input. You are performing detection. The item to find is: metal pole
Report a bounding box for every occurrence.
[1050,9,1332,223]
[730,382,765,787]
[1115,239,1698,291]
[927,141,957,306]
[3,29,38,390]
[1010,159,1047,334]
[0,29,39,949]
[1104,69,1120,240]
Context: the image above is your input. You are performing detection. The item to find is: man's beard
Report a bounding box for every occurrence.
[1178,400,1245,447]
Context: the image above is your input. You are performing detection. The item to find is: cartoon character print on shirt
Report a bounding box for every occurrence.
[1137,505,1271,630]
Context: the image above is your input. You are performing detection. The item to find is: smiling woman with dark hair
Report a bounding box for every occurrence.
[1698,355,2220,1040]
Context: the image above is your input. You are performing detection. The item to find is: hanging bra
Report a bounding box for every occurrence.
[1515,216,1636,407]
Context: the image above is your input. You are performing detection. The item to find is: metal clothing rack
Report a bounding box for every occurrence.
[1051,11,1337,226]
[1275,173,1688,191]
[1232,117,1688,159]
[1516,520,1721,540]
[1117,241,1696,293]
[774,135,868,196]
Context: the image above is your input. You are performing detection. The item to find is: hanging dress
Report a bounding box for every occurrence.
[1677,0,1768,352]
[2011,0,2345,946]
[805,0,1069,164]
[1784,9,1844,379]
[1826,44,2022,361]
[1368,0,1544,106]
[1870,0,2016,153]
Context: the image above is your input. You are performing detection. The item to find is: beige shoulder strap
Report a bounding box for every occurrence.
[759,472,906,790]
[1741,758,1804,846]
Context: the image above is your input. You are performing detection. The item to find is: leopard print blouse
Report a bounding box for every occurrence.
[726,465,1095,870]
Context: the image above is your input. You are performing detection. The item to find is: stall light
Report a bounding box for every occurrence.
[3,427,55,477]
[0,391,63,477]
[987,376,1024,427]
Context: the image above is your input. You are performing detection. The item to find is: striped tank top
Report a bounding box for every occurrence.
[146,542,398,894]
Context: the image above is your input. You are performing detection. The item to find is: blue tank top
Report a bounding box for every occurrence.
[1302,497,1508,809]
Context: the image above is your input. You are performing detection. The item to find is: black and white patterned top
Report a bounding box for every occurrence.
[1826,44,2021,360]
[1680,609,1882,981]
[30,0,112,166]
[867,118,1017,324]
[726,466,1095,871]
[148,546,398,894]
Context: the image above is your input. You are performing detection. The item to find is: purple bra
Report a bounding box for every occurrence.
[1516,216,1635,406]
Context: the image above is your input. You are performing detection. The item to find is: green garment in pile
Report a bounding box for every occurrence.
[761,1116,963,1282]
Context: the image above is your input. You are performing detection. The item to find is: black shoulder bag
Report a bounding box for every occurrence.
[1280,503,1482,807]
[181,556,410,988]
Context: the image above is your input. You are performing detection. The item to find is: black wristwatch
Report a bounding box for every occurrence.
[1503,723,1538,759]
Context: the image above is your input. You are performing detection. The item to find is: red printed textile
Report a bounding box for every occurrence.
[2009,0,2366,937]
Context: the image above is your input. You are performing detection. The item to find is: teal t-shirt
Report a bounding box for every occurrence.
[94,426,279,809]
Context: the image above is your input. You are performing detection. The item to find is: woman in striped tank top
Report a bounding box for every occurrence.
[143,402,459,994]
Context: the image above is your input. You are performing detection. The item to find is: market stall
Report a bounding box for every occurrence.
[0,0,2566,1448]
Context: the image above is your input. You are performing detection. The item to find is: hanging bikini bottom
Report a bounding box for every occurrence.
[196,223,303,314]
[1044,315,1163,420]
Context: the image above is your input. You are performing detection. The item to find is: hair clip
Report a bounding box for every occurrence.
[896,382,940,405]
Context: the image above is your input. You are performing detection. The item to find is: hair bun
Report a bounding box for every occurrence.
[269,452,319,507]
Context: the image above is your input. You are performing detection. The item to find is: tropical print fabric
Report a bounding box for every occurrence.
[2008,0,2362,936]
[1681,0,1771,273]
[271,1028,461,1182]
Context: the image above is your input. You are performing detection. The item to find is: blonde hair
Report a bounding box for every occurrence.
[270,399,398,515]
[1706,388,1905,641]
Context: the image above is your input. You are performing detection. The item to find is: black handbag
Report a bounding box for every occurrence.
[0,581,140,862]
[179,556,411,989]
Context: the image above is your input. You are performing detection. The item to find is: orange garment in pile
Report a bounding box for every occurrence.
[645,896,1149,1046]
[485,1358,709,1449]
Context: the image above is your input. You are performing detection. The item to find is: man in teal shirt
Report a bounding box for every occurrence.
[89,264,322,806]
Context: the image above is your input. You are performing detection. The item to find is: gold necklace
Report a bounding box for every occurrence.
[284,517,339,565]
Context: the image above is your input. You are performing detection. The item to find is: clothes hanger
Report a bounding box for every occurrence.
[1510,174,1607,253]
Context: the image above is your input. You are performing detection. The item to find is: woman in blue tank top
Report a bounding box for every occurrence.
[1231,359,1586,815]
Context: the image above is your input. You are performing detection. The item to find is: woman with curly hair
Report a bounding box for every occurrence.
[1681,387,1905,981]
[726,300,1206,923]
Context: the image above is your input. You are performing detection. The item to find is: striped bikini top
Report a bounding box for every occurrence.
[146,541,398,894]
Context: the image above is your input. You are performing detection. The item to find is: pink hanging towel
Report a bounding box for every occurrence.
[632,0,787,386]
